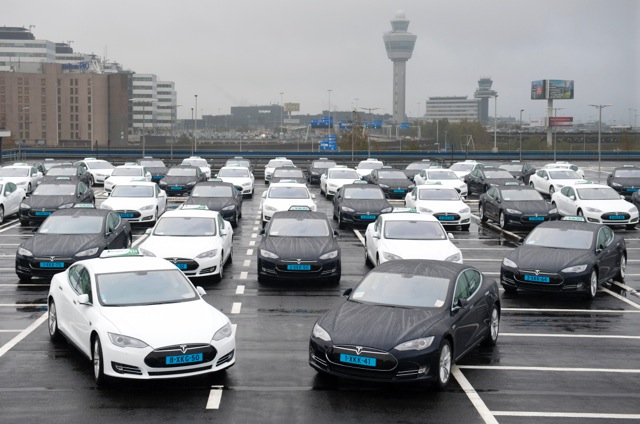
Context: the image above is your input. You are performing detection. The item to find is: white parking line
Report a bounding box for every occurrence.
[501,333,640,340]
[236,285,245,295]
[452,367,498,424]
[243,260,251,267]
[246,249,254,255]
[353,229,364,244]
[0,304,47,307]
[611,281,639,294]
[0,313,47,358]
[231,302,242,314]
[205,385,223,409]
[239,272,248,280]
[601,287,640,309]
[253,227,259,231]
[0,222,19,234]
[503,307,640,314]
[0,330,22,333]
[0,284,50,287]
[249,241,256,246]
[492,411,640,420]
[459,365,640,373]
[251,233,257,238]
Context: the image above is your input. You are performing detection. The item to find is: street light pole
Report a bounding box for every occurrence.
[493,94,498,153]
[280,92,284,139]
[190,107,194,155]
[129,98,157,157]
[589,104,612,183]
[170,104,182,161]
[552,107,565,162]
[359,107,380,158]
[194,95,198,155]
[519,109,524,161]
[327,89,332,138]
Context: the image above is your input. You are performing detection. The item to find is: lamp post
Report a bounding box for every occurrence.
[190,107,194,155]
[519,109,524,161]
[170,104,182,161]
[492,94,498,153]
[129,98,157,157]
[327,89,332,138]
[193,95,198,155]
[280,92,284,140]
[589,104,612,183]
[552,107,565,162]
[359,107,380,158]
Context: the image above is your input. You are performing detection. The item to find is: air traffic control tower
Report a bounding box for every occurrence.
[474,77,497,125]
[383,11,417,124]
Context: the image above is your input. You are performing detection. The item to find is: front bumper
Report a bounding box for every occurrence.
[164,255,223,278]
[114,209,156,223]
[502,212,559,227]
[19,208,54,223]
[339,211,379,227]
[258,257,340,280]
[501,266,592,294]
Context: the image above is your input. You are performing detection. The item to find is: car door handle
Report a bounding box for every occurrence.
[58,285,63,291]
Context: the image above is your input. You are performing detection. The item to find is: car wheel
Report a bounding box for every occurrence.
[502,284,517,295]
[48,298,62,342]
[215,257,224,283]
[320,185,325,196]
[337,213,345,230]
[482,305,500,347]
[328,261,341,285]
[499,211,508,229]
[483,184,490,193]
[126,233,132,248]
[586,269,598,300]
[17,271,32,281]
[376,255,381,267]
[231,211,239,228]
[549,186,555,196]
[0,206,4,224]
[27,183,32,193]
[89,176,95,187]
[436,340,452,389]
[529,181,535,190]
[615,255,626,281]
[227,245,233,265]
[479,204,488,222]
[92,336,107,386]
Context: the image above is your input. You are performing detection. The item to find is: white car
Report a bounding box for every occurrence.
[405,185,472,230]
[101,182,167,224]
[542,161,585,178]
[216,166,255,198]
[73,158,115,185]
[0,181,26,223]
[529,169,586,196]
[355,158,384,178]
[0,164,43,193]
[260,182,317,225]
[46,249,235,386]
[264,157,294,183]
[103,165,151,193]
[364,211,463,266]
[138,206,233,281]
[413,169,468,196]
[181,156,212,179]
[320,167,361,198]
[551,182,639,229]
[449,160,484,180]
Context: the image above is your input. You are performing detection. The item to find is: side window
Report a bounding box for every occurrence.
[487,187,497,199]
[597,227,614,248]
[107,212,120,232]
[218,214,225,233]
[78,182,87,194]
[453,273,470,304]
[374,217,382,233]
[560,187,571,197]
[464,269,482,297]
[68,265,82,293]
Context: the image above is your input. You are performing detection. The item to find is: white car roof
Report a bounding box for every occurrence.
[219,166,251,172]
[79,255,178,276]
[108,181,157,188]
[160,206,221,219]
[416,185,459,192]
[380,212,440,223]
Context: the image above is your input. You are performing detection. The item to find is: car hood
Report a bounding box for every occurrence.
[102,197,158,210]
[184,197,235,211]
[25,233,101,256]
[327,178,360,186]
[380,239,461,261]
[319,301,445,350]
[219,177,252,185]
[340,199,391,213]
[414,200,467,214]
[502,200,553,214]
[262,236,336,260]
[24,195,78,209]
[578,199,637,212]
[145,167,167,175]
[99,300,228,347]
[486,177,520,186]
[162,176,198,185]
[507,245,592,272]
[140,235,223,258]
[378,179,412,187]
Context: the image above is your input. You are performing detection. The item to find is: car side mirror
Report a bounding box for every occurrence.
[517,238,525,245]
[447,233,454,239]
[620,195,625,200]
[196,286,207,296]
[569,195,576,200]
[214,173,218,178]
[312,194,316,199]
[372,231,380,239]
[77,294,91,305]
[453,298,469,311]
[342,288,353,298]
[261,192,267,198]
[145,228,152,235]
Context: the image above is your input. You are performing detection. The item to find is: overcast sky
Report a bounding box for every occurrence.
[5,0,639,125]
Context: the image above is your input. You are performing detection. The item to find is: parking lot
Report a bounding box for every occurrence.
[1,161,639,423]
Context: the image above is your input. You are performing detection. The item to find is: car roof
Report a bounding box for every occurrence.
[416,185,458,191]
[270,210,329,220]
[110,181,157,188]
[373,259,466,278]
[49,208,110,218]
[535,220,601,232]
[81,255,179,275]
[268,182,309,188]
[380,212,439,222]
[161,206,221,219]
[341,183,383,190]
[194,181,236,188]
[219,166,251,171]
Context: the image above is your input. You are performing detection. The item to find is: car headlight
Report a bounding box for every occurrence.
[140,204,154,211]
[260,249,279,259]
[311,171,319,176]
[212,322,233,341]
[561,264,588,273]
[419,207,433,213]
[549,207,558,214]
[196,249,218,259]
[159,180,167,186]
[319,250,339,260]
[108,332,148,348]
[17,247,33,257]
[459,207,470,214]
[328,183,337,188]
[20,203,30,209]
[187,181,196,186]
[242,182,251,186]
[502,257,517,268]
[264,205,278,212]
[383,252,402,261]
[379,184,389,188]
[408,184,415,189]
[586,207,602,213]
[222,205,236,211]
[445,253,462,262]
[394,336,434,351]
[341,206,355,213]
[76,247,99,257]
[58,203,74,209]
[312,323,332,342]
[139,247,156,257]
[506,208,522,215]
[629,206,638,213]
[611,182,622,187]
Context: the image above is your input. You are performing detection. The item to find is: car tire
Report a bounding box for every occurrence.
[529,181,535,190]
[328,261,341,285]
[577,209,584,217]
[481,305,500,347]
[27,183,32,194]
[227,245,233,265]
[92,335,107,387]
[499,211,508,230]
[436,339,452,390]
[17,271,32,281]
[337,213,345,230]
[479,204,488,222]
[549,186,555,196]
[232,211,239,228]
[0,206,4,224]
[320,185,325,196]
[586,268,598,300]
[215,258,224,283]
[48,298,62,342]
[615,255,626,281]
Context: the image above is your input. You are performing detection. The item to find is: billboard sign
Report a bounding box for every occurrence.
[531,80,546,100]
[284,102,300,112]
[548,80,574,99]
[548,116,574,126]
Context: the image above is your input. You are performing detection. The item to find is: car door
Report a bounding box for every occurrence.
[451,269,486,358]
[533,170,549,193]
[365,217,383,263]
[483,187,499,220]
[4,182,22,215]
[105,212,128,248]
[405,187,418,208]
[218,213,233,264]
[333,187,343,217]
[554,186,575,216]
[595,226,619,280]
[55,264,95,357]
[77,182,94,204]
[156,185,167,215]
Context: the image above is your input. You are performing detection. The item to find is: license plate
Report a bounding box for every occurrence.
[393,189,405,193]
[35,211,51,216]
[339,353,376,367]
[608,215,625,220]
[170,186,183,190]
[174,263,187,270]
[626,188,638,192]
[165,353,203,365]
[359,214,376,220]
[39,262,64,268]
[528,216,544,221]
[524,274,550,283]
[287,264,311,271]
[438,216,455,221]
[119,213,134,218]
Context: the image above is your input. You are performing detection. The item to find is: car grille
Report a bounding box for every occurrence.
[116,210,142,219]
[31,257,74,270]
[600,212,630,222]
[514,269,563,285]
[28,209,55,218]
[275,260,322,273]
[433,213,461,222]
[163,257,199,272]
[144,343,216,368]
[520,215,549,223]
[327,345,397,372]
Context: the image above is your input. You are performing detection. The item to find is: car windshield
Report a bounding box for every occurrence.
[153,217,216,236]
[418,189,459,200]
[500,164,523,172]
[484,170,514,179]
[343,187,385,199]
[32,184,76,196]
[406,162,430,170]
[268,217,330,237]
[329,170,359,179]
[384,220,447,240]
[182,159,207,167]
[267,160,292,168]
[525,227,593,249]
[426,170,458,180]
[138,159,165,168]
[226,159,250,168]
[39,215,103,234]
[219,168,250,178]
[576,187,622,200]
[350,271,450,308]
[87,162,114,170]
[167,167,197,177]
[313,161,336,169]
[614,169,640,178]
[450,163,475,172]
[358,162,383,170]
[191,185,233,197]
[111,185,154,197]
[273,169,304,178]
[501,190,544,201]
[0,168,29,177]
[268,187,310,199]
[46,167,76,176]
[112,168,144,176]
[549,170,580,179]
[378,171,407,179]
[96,269,198,306]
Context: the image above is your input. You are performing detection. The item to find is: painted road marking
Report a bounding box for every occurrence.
[492,411,640,420]
[459,365,640,373]
[231,302,242,314]
[0,313,47,358]
[251,233,257,238]
[452,367,498,424]
[503,307,640,314]
[236,285,245,295]
[249,241,256,246]
[253,226,259,231]
[601,287,640,309]
[243,259,251,267]
[206,385,224,409]
[246,249,254,255]
[239,272,248,280]
[501,333,640,340]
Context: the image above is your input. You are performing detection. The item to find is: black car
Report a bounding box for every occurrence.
[633,191,640,211]
[42,159,73,173]
[270,167,307,185]
[257,210,341,284]
[307,158,337,184]
[499,161,536,185]
[479,186,559,229]
[500,218,626,300]
[15,207,132,280]
[18,177,95,226]
[136,157,168,183]
[309,260,500,388]
[184,181,243,227]
[332,183,393,229]
[159,165,206,196]
[225,156,254,174]
[42,164,92,187]
[465,166,521,195]
[607,165,640,199]
[402,159,441,181]
[365,169,414,199]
